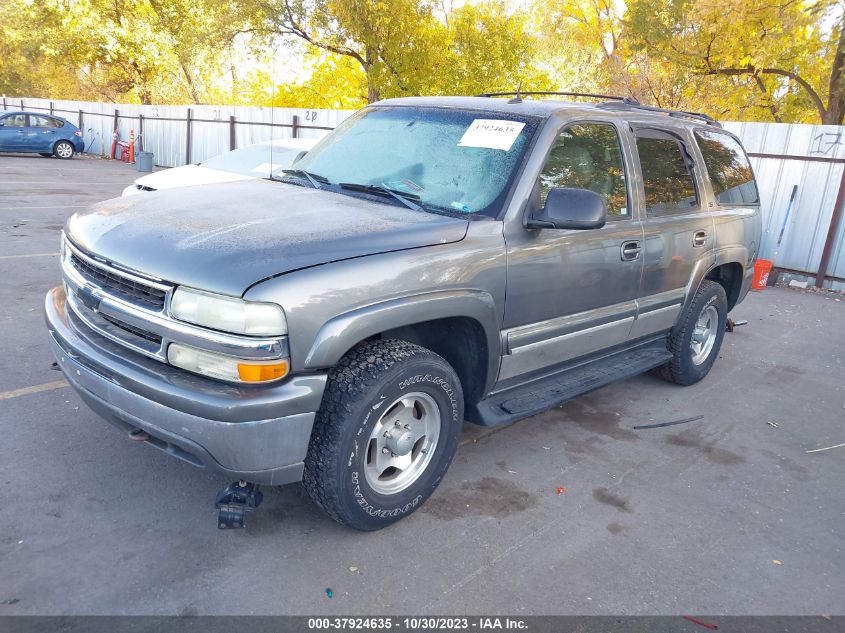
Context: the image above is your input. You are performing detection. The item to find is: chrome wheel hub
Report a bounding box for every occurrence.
[690,304,718,365]
[57,143,72,158]
[364,392,441,495]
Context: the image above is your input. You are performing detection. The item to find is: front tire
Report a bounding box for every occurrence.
[303,339,464,531]
[53,140,75,159]
[653,280,727,386]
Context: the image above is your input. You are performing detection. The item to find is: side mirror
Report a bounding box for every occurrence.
[527,187,607,230]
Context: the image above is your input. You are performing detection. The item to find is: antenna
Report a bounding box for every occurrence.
[509,83,523,104]
[269,47,275,179]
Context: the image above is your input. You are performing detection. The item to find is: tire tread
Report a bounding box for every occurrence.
[654,279,726,385]
[303,339,445,529]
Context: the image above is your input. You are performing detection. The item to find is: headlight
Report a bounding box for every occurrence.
[169,287,287,336]
[168,343,289,383]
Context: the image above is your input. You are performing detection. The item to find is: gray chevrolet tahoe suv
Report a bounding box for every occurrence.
[45,94,761,530]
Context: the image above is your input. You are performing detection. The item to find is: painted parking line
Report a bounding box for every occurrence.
[0,252,58,260]
[0,380,69,401]
[1,181,129,185]
[0,205,87,210]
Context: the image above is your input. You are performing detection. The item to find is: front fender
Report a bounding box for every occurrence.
[304,289,501,393]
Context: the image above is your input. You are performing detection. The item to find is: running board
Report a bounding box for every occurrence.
[471,342,672,427]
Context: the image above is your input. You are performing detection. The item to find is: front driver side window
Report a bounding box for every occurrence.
[538,123,629,218]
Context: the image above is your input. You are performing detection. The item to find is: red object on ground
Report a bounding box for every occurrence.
[682,615,718,630]
[555,486,566,494]
[751,258,774,291]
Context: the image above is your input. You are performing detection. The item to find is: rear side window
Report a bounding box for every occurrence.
[635,134,698,215]
[30,115,63,128]
[694,129,759,204]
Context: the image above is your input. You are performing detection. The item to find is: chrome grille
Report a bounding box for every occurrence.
[69,251,167,310]
[60,234,288,367]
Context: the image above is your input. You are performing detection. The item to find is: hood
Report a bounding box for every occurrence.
[66,179,469,296]
[134,164,252,190]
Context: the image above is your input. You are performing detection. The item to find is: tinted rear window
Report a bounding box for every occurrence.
[694,129,759,204]
[636,135,698,214]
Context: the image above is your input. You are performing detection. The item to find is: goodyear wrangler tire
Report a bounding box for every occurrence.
[303,339,464,531]
[653,279,727,386]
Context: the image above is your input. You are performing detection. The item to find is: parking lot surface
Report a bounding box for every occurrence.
[1,153,843,615]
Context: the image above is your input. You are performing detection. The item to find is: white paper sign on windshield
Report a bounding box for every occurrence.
[458,119,526,151]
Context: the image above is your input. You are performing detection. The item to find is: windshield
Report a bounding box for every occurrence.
[293,106,537,217]
[200,143,305,177]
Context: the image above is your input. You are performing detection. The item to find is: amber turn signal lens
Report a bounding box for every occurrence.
[237,360,289,382]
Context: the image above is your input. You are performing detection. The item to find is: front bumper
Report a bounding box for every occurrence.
[45,286,327,485]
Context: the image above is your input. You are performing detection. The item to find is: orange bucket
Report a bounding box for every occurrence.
[751,259,774,290]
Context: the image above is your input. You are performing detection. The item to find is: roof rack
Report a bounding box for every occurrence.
[597,100,722,127]
[477,91,640,104]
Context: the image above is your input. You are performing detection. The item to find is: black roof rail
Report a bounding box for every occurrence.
[597,100,722,127]
[477,91,640,104]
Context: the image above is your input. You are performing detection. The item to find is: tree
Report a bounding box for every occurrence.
[2,0,245,104]
[243,50,369,108]
[443,1,553,96]
[240,0,550,101]
[625,0,845,124]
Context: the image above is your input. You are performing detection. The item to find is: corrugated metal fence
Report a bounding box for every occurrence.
[3,97,843,289]
[1,96,354,165]
[725,122,845,291]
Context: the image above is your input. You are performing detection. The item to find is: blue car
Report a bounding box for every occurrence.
[0,111,85,159]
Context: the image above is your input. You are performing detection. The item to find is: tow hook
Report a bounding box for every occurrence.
[215,480,263,529]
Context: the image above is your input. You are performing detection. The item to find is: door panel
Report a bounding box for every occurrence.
[501,121,643,383]
[27,114,58,152]
[0,114,28,151]
[632,129,714,337]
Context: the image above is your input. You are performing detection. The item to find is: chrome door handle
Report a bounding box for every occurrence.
[620,240,641,261]
[693,230,707,247]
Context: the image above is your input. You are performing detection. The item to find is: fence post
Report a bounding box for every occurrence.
[138,113,144,152]
[113,108,119,135]
[291,114,299,138]
[49,101,54,116]
[78,109,83,129]
[20,99,24,110]
[185,108,193,164]
[815,167,845,288]
[2,96,7,111]
[229,115,236,151]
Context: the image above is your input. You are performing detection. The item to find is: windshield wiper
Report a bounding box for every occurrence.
[277,169,329,189]
[338,182,422,211]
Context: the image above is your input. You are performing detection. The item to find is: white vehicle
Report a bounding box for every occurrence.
[122,137,318,196]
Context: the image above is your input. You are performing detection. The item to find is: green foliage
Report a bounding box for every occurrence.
[1,0,843,123]
[624,0,845,123]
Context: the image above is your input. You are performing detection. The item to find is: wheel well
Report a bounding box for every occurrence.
[376,317,488,416]
[706,262,743,311]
